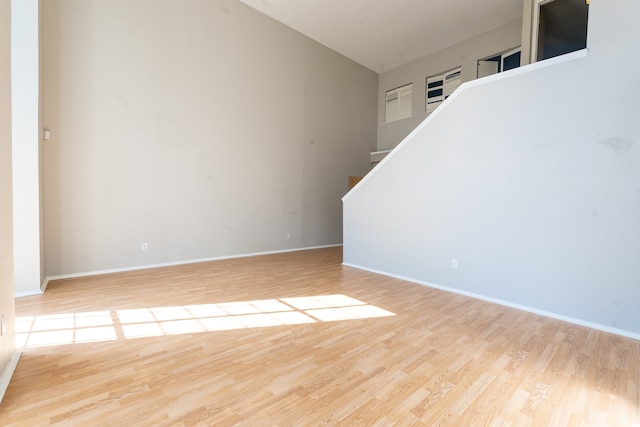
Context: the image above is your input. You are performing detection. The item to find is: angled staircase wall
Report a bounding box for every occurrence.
[343,1,640,338]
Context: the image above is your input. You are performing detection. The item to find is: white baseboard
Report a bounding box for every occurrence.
[41,276,50,293]
[12,278,49,298]
[0,351,22,405]
[13,277,49,298]
[343,262,640,342]
[14,289,43,298]
[40,244,343,287]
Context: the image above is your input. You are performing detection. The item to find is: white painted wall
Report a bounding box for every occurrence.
[377,18,523,151]
[43,0,378,277]
[0,0,16,376]
[344,0,640,338]
[11,0,42,296]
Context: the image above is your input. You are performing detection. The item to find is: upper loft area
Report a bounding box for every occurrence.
[377,0,590,152]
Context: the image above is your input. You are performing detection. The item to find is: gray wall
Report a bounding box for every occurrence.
[43,0,378,276]
[377,18,522,151]
[0,0,16,373]
[344,0,640,338]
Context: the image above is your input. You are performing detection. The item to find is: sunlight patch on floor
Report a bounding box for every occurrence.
[15,294,395,349]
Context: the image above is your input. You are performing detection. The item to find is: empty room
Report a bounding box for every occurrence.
[1,0,639,425]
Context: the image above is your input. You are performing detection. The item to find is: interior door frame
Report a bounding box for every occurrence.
[530,0,555,63]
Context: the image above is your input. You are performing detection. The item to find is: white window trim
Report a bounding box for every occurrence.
[478,46,522,78]
[426,66,461,114]
[385,83,413,123]
[501,47,522,71]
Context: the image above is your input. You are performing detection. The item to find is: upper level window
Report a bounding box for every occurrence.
[426,67,461,114]
[477,47,521,79]
[385,83,413,122]
[532,0,589,62]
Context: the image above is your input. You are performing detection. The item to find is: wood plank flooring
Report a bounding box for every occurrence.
[0,247,638,426]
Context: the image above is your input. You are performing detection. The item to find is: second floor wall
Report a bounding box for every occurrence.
[377,18,523,151]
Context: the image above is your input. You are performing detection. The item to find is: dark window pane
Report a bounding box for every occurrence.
[503,51,521,71]
[538,0,589,60]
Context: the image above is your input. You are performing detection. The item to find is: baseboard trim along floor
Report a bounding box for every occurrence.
[20,244,343,298]
[0,351,22,405]
[343,261,640,342]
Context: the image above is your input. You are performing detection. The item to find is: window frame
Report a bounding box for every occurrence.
[425,66,461,114]
[477,46,522,78]
[385,83,413,123]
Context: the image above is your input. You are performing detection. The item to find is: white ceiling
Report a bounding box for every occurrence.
[238,0,524,73]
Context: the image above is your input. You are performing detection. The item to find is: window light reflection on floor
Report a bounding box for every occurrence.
[15,295,395,349]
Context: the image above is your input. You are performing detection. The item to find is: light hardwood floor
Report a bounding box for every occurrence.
[0,247,638,426]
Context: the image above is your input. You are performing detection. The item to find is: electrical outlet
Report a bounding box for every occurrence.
[141,243,148,251]
[287,233,291,239]
[1,314,5,337]
[452,259,458,269]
